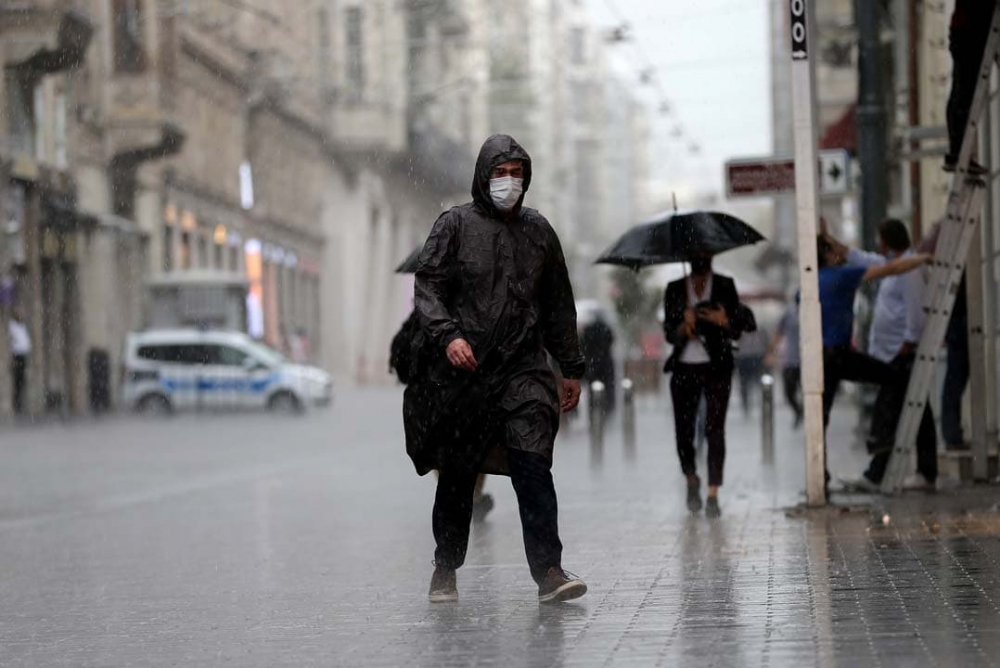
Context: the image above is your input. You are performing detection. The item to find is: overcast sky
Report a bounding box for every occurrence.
[582,0,772,204]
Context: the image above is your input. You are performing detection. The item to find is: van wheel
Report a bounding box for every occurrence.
[138,394,172,417]
[268,392,301,414]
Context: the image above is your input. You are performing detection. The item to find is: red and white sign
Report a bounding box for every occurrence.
[725,151,850,198]
[726,159,796,197]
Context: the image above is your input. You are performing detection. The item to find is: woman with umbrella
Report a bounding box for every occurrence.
[663,253,756,517]
[597,210,761,518]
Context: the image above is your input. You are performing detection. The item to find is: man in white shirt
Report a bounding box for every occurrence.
[824,220,937,490]
[8,310,31,415]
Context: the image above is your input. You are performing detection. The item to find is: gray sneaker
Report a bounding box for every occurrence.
[902,473,936,492]
[428,565,458,603]
[841,475,880,493]
[538,567,587,604]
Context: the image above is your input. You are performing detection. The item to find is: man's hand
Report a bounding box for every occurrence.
[697,305,729,328]
[560,379,581,413]
[899,341,918,357]
[446,338,478,371]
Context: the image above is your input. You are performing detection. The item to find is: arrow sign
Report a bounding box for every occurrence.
[725,150,851,197]
[819,149,849,195]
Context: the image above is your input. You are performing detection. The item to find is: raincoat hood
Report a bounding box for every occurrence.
[471,134,533,213]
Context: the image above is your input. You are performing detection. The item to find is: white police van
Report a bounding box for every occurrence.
[123,329,332,414]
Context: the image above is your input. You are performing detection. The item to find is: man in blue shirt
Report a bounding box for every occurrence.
[816,234,931,487]
[824,221,938,490]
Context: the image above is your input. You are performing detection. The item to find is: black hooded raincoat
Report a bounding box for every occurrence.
[403,135,585,476]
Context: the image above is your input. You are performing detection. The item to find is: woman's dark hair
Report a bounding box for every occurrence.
[816,235,833,268]
[878,218,911,252]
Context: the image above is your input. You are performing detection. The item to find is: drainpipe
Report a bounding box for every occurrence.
[907,0,922,240]
[854,0,888,251]
[108,123,185,219]
[12,11,94,89]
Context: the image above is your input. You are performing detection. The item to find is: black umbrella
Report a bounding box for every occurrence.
[396,246,422,274]
[595,210,765,270]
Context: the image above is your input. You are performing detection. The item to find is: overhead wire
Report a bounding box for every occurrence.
[599,0,702,155]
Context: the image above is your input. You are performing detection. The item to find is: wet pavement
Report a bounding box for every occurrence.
[1,385,998,667]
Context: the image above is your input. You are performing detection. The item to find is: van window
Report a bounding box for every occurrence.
[212,345,249,366]
[136,344,212,365]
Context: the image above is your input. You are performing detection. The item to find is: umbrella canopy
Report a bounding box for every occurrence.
[396,246,422,274]
[595,210,765,270]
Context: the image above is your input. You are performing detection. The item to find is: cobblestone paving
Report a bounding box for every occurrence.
[0,386,998,667]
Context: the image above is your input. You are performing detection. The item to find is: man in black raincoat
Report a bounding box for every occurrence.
[404,134,587,604]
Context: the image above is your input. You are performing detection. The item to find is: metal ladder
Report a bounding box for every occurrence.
[881,2,1000,494]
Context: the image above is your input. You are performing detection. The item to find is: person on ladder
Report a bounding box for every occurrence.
[944,0,996,176]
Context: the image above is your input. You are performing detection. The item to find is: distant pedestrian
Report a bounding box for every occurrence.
[766,298,803,428]
[942,277,970,451]
[663,255,756,518]
[580,313,616,415]
[945,0,995,175]
[390,310,494,523]
[827,220,938,491]
[815,230,931,490]
[9,310,30,415]
[404,134,587,604]
[289,326,309,364]
[734,325,769,418]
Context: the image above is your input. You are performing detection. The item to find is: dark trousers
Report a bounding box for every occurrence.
[942,337,970,446]
[670,363,732,487]
[822,346,896,429]
[864,352,938,484]
[947,26,992,158]
[433,448,561,584]
[11,354,26,415]
[735,356,763,415]
[782,366,803,423]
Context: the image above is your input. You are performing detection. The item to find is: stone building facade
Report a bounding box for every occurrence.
[1,0,652,410]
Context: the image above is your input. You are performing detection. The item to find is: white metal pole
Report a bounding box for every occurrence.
[967,222,989,480]
[982,74,998,448]
[790,0,826,505]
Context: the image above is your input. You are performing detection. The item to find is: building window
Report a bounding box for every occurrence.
[113,0,147,73]
[163,224,174,272]
[180,231,192,269]
[5,69,34,155]
[239,161,254,210]
[230,246,240,273]
[345,6,365,100]
[197,235,208,268]
[54,92,67,169]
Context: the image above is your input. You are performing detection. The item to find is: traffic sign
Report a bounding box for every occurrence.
[725,151,851,198]
[819,149,849,195]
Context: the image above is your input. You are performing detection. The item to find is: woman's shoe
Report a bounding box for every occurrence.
[686,476,703,513]
[705,496,721,519]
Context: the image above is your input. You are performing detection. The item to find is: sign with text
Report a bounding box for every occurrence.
[725,151,850,198]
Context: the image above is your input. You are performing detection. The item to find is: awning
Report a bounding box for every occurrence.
[820,104,856,153]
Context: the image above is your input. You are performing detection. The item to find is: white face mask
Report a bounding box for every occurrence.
[489,176,523,211]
